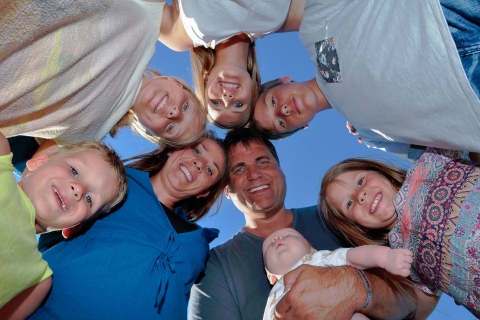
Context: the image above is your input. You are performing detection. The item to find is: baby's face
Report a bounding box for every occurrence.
[263,228,314,278]
[22,150,118,232]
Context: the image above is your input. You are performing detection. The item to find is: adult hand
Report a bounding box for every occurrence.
[275,265,363,319]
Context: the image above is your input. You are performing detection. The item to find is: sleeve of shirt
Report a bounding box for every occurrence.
[188,250,241,320]
[362,139,421,163]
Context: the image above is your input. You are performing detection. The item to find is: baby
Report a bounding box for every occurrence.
[262,228,413,320]
[0,132,127,318]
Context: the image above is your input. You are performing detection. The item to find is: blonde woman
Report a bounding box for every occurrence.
[1,0,206,151]
[159,0,304,128]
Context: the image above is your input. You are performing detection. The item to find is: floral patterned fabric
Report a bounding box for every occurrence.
[390,148,480,315]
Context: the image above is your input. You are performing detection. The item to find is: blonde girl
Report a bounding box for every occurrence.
[159,0,303,128]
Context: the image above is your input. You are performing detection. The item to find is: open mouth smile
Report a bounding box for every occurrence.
[154,95,168,113]
[370,193,382,214]
[53,186,67,211]
[220,81,240,91]
[180,164,193,182]
[248,185,269,193]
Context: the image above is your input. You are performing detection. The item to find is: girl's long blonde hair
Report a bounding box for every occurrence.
[319,158,415,300]
[110,70,206,147]
[190,42,261,129]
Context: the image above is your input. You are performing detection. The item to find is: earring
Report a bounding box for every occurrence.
[25,162,33,172]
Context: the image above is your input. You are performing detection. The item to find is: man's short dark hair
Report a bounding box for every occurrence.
[224,127,280,164]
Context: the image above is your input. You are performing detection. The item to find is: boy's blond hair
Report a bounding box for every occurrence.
[50,141,127,217]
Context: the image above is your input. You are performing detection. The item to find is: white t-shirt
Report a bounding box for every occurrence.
[300,0,480,153]
[179,0,291,48]
[0,0,164,145]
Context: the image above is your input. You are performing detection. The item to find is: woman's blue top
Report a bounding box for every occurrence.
[31,168,219,319]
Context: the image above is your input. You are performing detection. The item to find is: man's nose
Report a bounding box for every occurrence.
[246,166,262,180]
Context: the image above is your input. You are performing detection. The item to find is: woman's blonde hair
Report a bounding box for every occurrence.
[190,42,261,129]
[125,131,229,221]
[110,70,206,147]
[319,158,415,299]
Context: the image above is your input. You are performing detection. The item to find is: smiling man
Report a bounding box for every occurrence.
[188,127,415,320]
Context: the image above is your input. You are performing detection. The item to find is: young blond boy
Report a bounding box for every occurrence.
[0,132,127,319]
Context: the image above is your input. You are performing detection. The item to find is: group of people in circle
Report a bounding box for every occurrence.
[0,0,479,319]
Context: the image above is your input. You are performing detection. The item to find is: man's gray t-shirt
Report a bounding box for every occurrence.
[188,206,342,319]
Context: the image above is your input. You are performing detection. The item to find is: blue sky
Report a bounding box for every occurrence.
[105,31,474,319]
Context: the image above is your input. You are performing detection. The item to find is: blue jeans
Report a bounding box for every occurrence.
[440,0,480,98]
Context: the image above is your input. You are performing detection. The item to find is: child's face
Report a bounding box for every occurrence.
[205,63,253,126]
[132,77,206,142]
[254,79,318,134]
[263,228,314,278]
[21,151,118,232]
[326,170,397,230]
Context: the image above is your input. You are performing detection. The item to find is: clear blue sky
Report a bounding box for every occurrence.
[105,31,474,319]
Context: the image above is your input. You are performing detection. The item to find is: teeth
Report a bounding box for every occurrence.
[154,96,168,113]
[221,82,239,89]
[248,185,268,193]
[53,186,66,211]
[370,194,382,213]
[180,165,192,182]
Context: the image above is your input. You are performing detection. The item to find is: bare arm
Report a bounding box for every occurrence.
[0,132,11,156]
[0,276,52,320]
[276,265,416,319]
[346,245,413,277]
[276,0,305,32]
[413,288,440,320]
[158,0,194,51]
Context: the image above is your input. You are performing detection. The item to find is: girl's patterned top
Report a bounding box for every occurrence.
[390,148,480,313]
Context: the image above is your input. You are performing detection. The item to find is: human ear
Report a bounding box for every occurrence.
[280,76,292,83]
[196,190,210,199]
[62,224,83,239]
[26,154,49,172]
[224,185,232,199]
